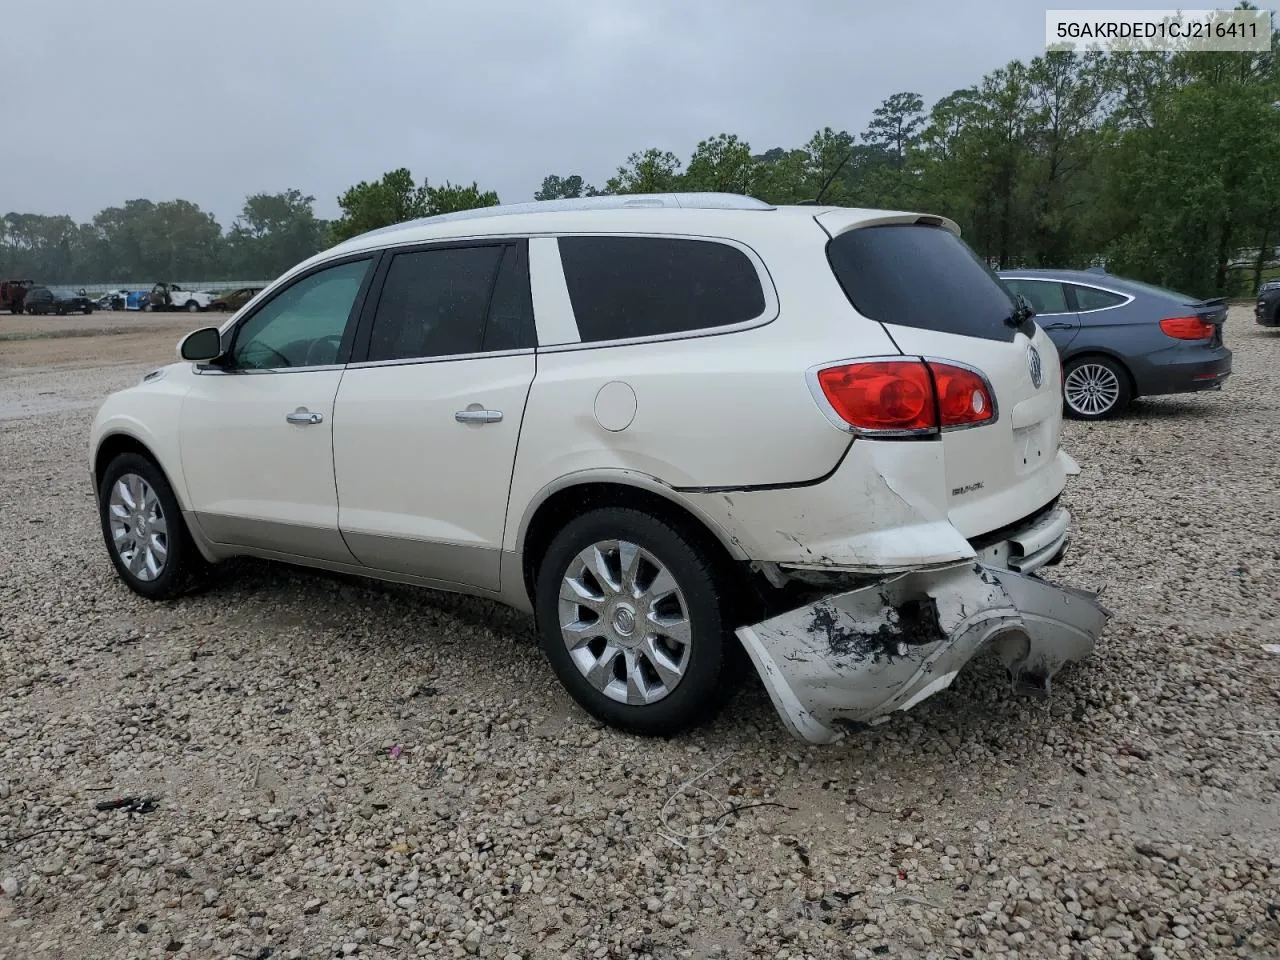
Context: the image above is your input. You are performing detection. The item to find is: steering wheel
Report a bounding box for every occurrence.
[303,335,344,367]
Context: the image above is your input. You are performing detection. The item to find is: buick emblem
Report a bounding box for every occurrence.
[1028,346,1044,389]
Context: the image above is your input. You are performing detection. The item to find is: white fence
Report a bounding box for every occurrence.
[69,280,273,295]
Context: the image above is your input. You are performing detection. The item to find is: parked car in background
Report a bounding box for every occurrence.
[95,290,129,311]
[1254,278,1280,327]
[999,268,1232,419]
[209,286,264,312]
[125,290,151,311]
[147,282,216,312]
[24,286,95,315]
[89,193,1108,744]
[1,279,32,313]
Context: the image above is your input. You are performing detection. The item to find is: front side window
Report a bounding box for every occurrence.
[230,258,372,370]
[1003,278,1068,315]
[557,236,767,343]
[366,245,508,362]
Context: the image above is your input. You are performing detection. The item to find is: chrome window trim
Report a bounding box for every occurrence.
[192,362,345,376]
[1067,281,1136,314]
[1000,275,1136,315]
[345,347,535,371]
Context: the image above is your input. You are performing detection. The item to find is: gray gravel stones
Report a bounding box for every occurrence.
[1,312,1278,959]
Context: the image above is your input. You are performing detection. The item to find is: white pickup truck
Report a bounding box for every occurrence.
[146,282,217,312]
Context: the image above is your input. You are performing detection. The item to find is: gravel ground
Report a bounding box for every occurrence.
[1,309,1277,960]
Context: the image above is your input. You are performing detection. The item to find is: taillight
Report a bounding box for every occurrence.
[811,358,995,436]
[1159,316,1215,340]
[815,361,934,433]
[931,361,996,429]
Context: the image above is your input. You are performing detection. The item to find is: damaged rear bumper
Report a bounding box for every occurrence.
[736,562,1109,745]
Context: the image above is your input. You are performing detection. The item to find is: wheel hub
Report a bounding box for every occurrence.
[610,602,637,640]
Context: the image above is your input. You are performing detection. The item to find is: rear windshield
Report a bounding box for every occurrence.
[1112,276,1198,304]
[826,224,1019,342]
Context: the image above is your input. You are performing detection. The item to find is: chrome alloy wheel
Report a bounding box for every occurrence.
[558,540,692,705]
[1064,362,1121,416]
[107,473,168,581]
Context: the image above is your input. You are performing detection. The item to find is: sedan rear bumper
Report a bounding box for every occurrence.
[1131,346,1232,397]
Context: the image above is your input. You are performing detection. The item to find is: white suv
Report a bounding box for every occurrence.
[89,193,1108,744]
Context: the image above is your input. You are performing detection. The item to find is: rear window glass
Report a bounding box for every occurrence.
[827,225,1018,342]
[1072,285,1127,311]
[558,236,766,343]
[1111,276,1197,303]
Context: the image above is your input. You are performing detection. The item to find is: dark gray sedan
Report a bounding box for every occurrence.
[998,269,1232,419]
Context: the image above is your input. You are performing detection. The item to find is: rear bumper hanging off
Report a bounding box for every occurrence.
[736,561,1109,744]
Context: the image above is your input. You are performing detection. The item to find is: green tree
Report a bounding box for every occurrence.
[331,168,428,243]
[683,134,755,193]
[1023,51,1108,266]
[139,200,223,279]
[603,149,683,194]
[534,174,600,200]
[750,148,809,204]
[863,92,926,168]
[227,189,328,277]
[424,180,499,216]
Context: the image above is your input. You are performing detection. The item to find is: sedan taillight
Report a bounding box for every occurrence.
[812,358,995,436]
[1159,316,1215,340]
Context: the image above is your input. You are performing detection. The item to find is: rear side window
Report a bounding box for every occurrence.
[1071,285,1127,311]
[484,246,536,351]
[558,236,766,343]
[1003,278,1069,315]
[827,224,1019,342]
[367,245,505,362]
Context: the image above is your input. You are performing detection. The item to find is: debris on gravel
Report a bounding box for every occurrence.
[1,311,1277,959]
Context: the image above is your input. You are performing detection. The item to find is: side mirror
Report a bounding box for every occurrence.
[178,326,223,362]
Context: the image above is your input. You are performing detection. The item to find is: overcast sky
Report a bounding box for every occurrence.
[5,0,1178,226]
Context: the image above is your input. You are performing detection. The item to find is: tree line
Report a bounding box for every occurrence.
[4,32,1279,297]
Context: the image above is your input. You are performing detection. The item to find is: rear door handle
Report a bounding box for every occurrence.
[1044,322,1074,331]
[286,409,324,425]
[455,409,503,424]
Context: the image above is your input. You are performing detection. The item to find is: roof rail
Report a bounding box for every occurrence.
[349,192,776,242]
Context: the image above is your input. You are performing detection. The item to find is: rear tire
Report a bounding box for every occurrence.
[98,452,206,601]
[534,507,731,737]
[185,300,199,312]
[1062,355,1131,420]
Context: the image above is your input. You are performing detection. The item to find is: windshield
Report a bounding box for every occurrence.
[826,224,1022,342]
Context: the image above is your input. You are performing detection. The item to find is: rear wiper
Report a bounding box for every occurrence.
[1005,293,1036,328]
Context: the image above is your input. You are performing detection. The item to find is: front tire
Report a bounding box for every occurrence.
[185,300,199,312]
[534,507,731,737]
[98,453,205,600]
[1062,355,1132,420]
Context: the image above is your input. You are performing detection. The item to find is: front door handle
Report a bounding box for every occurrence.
[455,408,503,424]
[1044,322,1074,331]
[286,409,324,425]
